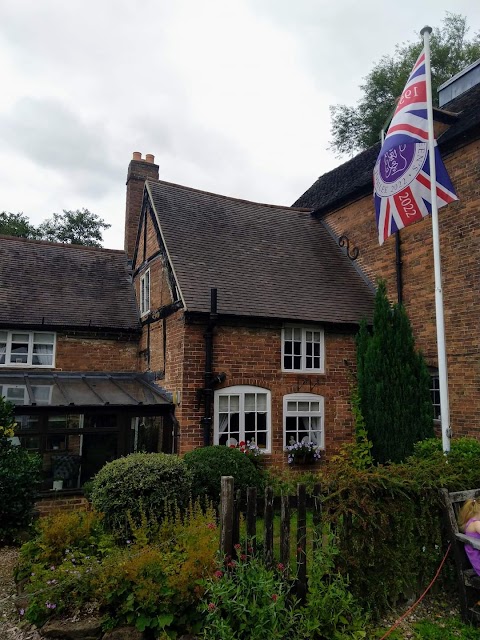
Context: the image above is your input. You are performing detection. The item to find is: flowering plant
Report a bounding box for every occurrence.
[230,440,263,460]
[285,440,321,465]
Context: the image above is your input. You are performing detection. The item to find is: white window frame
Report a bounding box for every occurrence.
[283,393,325,450]
[140,269,151,316]
[281,325,325,373]
[0,384,52,406]
[214,385,272,454]
[430,373,441,422]
[0,330,56,368]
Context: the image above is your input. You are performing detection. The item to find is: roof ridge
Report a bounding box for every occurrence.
[0,234,126,254]
[146,178,312,213]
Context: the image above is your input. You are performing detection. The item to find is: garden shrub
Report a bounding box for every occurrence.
[18,501,218,635]
[201,553,301,640]
[319,436,480,615]
[183,445,264,505]
[0,396,41,544]
[90,452,192,537]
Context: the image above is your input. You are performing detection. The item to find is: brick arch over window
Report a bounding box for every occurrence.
[214,385,271,453]
[283,393,324,450]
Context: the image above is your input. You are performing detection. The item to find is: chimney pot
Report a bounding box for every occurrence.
[145,153,155,164]
[132,151,142,161]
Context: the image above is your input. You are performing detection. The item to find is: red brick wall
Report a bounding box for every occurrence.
[55,333,140,372]
[35,494,90,516]
[324,138,480,437]
[124,156,159,260]
[175,321,357,465]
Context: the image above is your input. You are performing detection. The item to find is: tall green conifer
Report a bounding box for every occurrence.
[356,281,433,464]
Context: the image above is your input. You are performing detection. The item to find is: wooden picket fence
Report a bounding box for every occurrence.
[219,476,323,599]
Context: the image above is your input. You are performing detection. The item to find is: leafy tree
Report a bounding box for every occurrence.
[356,281,433,464]
[330,13,480,156]
[0,211,38,238]
[37,208,111,247]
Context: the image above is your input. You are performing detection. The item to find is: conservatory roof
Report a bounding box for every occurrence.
[0,372,172,411]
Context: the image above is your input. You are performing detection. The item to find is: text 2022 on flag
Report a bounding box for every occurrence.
[373,49,458,245]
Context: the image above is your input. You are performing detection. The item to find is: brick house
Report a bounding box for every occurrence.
[125,155,375,467]
[294,60,480,439]
[0,236,173,505]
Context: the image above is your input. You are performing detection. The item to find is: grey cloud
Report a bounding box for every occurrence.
[0,97,123,197]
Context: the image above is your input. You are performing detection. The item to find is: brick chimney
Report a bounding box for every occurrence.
[124,152,159,260]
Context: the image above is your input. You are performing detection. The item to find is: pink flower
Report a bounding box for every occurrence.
[240,554,247,561]
[277,563,285,571]
[208,602,216,612]
[207,523,216,530]
[227,561,236,568]
[214,570,223,579]
[234,543,241,550]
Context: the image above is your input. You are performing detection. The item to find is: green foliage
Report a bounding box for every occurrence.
[320,435,480,615]
[0,211,38,238]
[201,554,300,640]
[37,208,111,247]
[183,446,264,506]
[357,280,433,464]
[296,532,367,639]
[18,502,218,635]
[91,453,192,538]
[330,13,480,155]
[0,396,41,544]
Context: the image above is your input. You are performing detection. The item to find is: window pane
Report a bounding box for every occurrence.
[310,402,320,411]
[256,432,267,447]
[287,401,297,411]
[293,356,302,369]
[257,394,267,412]
[20,436,40,450]
[32,386,51,404]
[257,412,267,429]
[293,341,301,355]
[245,394,256,412]
[230,396,239,412]
[219,396,229,412]
[33,333,55,343]
[284,328,292,340]
[6,387,26,403]
[298,402,309,411]
[293,329,301,340]
[284,342,292,355]
[284,355,292,369]
[306,331,312,341]
[12,333,29,342]
[0,332,7,341]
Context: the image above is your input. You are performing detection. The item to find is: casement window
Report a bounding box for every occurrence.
[430,373,441,421]
[0,331,56,367]
[214,385,271,453]
[140,269,151,316]
[283,393,324,449]
[282,326,324,373]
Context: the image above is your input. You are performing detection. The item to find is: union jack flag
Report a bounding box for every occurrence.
[373,49,458,245]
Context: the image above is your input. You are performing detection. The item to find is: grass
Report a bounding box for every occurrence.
[370,616,479,639]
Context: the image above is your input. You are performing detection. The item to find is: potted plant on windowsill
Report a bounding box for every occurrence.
[285,440,321,465]
[229,440,263,465]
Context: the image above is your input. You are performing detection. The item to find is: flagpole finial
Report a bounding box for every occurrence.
[420,26,432,36]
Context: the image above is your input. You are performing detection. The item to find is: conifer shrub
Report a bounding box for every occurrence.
[183,445,265,506]
[357,280,433,464]
[0,396,41,544]
[90,453,192,538]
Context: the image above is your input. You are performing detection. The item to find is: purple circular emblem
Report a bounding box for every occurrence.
[374,143,427,198]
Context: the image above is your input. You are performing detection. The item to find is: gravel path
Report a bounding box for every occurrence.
[0,547,41,640]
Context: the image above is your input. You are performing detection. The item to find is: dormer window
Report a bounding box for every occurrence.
[282,326,324,373]
[0,331,56,367]
[140,269,151,316]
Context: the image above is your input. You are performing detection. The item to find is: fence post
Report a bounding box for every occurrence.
[246,486,257,555]
[280,492,290,570]
[264,486,274,567]
[220,476,234,558]
[296,483,307,601]
[313,482,322,552]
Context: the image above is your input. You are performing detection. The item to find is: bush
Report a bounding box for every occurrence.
[90,453,192,538]
[183,446,264,506]
[0,397,41,544]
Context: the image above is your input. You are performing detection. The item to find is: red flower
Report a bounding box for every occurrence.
[214,570,223,579]
[271,594,278,602]
[207,522,216,530]
[208,602,216,612]
[240,554,247,561]
[277,563,285,571]
[234,543,241,550]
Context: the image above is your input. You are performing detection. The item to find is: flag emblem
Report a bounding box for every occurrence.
[373,50,458,245]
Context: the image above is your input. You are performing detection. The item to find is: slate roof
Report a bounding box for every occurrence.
[0,236,139,331]
[146,180,375,325]
[294,82,480,213]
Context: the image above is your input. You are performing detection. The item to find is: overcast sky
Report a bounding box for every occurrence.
[1,1,479,249]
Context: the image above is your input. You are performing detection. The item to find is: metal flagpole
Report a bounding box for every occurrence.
[420,25,451,453]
